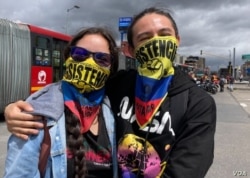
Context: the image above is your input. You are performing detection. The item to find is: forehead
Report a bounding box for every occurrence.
[132,13,175,36]
[76,34,109,53]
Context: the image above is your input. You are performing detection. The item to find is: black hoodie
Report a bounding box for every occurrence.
[106,68,216,178]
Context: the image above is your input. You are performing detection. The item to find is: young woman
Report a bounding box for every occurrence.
[4,27,119,178]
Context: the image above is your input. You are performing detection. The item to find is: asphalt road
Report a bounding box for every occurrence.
[0,86,249,177]
[205,88,250,178]
[0,121,10,177]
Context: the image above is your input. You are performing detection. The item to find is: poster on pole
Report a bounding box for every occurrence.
[119,17,132,32]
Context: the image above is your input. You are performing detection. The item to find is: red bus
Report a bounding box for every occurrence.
[0,18,72,113]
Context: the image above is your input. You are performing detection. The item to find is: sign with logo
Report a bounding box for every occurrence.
[119,17,132,31]
[242,54,250,61]
[30,66,53,93]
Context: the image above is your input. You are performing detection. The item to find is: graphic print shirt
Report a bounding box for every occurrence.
[67,113,113,178]
[106,69,216,178]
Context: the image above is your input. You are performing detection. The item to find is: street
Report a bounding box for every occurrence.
[206,87,250,178]
[0,85,250,177]
[0,121,10,177]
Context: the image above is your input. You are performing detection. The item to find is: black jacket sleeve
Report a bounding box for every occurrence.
[164,88,216,178]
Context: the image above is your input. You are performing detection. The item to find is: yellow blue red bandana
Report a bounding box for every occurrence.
[134,36,178,128]
[61,81,104,133]
[63,57,110,93]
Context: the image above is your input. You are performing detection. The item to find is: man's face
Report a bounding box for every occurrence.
[131,13,180,51]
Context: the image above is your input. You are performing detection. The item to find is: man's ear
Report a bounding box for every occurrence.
[176,35,181,46]
[128,45,135,58]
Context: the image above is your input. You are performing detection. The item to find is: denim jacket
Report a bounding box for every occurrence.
[4,82,117,178]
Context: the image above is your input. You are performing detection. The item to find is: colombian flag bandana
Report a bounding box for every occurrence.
[134,36,178,128]
[61,81,104,133]
[63,57,110,93]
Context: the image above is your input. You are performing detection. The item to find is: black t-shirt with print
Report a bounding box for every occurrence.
[67,113,113,178]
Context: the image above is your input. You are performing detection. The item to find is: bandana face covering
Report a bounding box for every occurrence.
[62,81,103,133]
[134,36,178,128]
[63,56,110,93]
[135,36,178,79]
[62,56,110,133]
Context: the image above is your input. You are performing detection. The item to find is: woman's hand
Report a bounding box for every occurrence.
[4,100,44,140]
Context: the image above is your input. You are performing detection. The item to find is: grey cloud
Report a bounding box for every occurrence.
[0,0,249,70]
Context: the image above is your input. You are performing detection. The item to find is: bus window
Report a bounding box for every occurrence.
[52,40,68,82]
[36,36,49,48]
[43,49,50,65]
[34,36,51,66]
[52,50,60,67]
[35,48,43,65]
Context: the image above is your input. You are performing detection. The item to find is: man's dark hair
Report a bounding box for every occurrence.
[127,7,179,48]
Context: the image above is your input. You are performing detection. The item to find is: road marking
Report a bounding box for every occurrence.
[240,103,247,107]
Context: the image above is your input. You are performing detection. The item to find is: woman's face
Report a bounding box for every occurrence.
[63,33,111,93]
[76,34,110,54]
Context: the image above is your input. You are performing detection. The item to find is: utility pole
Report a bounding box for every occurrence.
[229,49,231,62]
[66,5,80,34]
[233,47,236,78]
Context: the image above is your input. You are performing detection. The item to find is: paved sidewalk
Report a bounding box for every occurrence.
[205,89,250,178]
[227,81,250,91]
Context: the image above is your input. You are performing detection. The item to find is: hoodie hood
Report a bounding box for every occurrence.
[168,68,197,96]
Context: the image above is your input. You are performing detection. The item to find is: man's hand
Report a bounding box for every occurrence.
[4,100,44,140]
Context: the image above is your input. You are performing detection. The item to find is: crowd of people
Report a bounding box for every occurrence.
[188,72,235,92]
[3,6,216,178]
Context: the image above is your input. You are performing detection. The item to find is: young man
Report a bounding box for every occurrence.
[5,7,216,178]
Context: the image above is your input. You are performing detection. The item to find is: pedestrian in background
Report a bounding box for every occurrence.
[219,76,225,92]
[239,74,243,82]
[228,76,235,92]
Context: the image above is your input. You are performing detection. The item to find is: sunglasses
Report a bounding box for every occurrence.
[70,46,112,67]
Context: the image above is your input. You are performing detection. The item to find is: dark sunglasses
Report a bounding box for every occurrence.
[70,46,112,67]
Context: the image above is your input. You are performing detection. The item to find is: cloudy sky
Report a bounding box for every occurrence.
[1,0,249,70]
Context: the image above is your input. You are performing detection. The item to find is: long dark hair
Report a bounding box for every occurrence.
[127,7,179,48]
[64,27,118,178]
